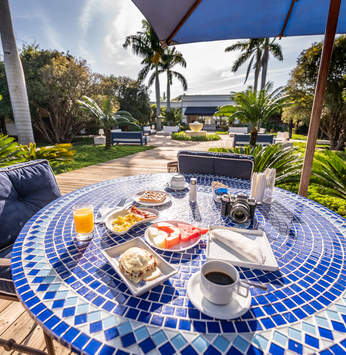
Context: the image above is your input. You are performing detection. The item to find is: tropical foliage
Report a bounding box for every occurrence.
[217,83,291,145]
[78,96,141,149]
[0,134,76,168]
[0,135,26,167]
[225,38,283,91]
[285,35,346,150]
[21,143,75,164]
[123,20,164,129]
[210,143,303,184]
[310,149,346,200]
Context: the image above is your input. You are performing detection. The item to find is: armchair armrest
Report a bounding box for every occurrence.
[0,258,11,267]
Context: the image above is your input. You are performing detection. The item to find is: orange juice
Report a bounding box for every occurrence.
[73,206,94,234]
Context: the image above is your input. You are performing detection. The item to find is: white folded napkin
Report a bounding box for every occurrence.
[211,229,266,264]
[251,168,276,203]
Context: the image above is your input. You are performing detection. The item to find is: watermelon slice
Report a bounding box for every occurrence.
[200,228,209,235]
[178,224,201,242]
[157,222,175,234]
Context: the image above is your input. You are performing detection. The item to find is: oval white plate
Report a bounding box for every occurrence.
[187,271,251,320]
[105,207,159,235]
[166,182,189,191]
[144,220,203,252]
[133,190,172,206]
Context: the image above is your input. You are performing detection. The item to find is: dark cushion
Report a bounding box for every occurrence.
[0,160,61,251]
[0,245,15,296]
[177,150,255,180]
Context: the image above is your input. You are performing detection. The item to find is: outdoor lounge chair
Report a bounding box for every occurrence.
[177,150,255,180]
[0,159,61,355]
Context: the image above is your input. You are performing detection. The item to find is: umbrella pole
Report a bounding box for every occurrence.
[298,0,341,197]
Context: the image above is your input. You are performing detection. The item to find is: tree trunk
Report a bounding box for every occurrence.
[294,121,298,134]
[167,71,171,112]
[0,116,8,135]
[105,128,111,150]
[0,0,35,145]
[261,44,269,90]
[155,64,161,131]
[250,129,258,146]
[254,64,260,92]
[288,118,293,138]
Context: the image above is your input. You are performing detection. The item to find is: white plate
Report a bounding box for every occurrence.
[101,237,178,296]
[206,225,278,271]
[105,207,159,235]
[144,220,204,252]
[133,190,172,206]
[166,182,189,191]
[187,272,251,320]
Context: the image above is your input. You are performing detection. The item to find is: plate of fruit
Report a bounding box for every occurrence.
[144,221,209,252]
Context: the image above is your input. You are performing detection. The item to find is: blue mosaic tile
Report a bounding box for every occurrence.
[11,173,346,355]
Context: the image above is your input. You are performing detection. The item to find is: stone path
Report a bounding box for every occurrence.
[56,135,234,195]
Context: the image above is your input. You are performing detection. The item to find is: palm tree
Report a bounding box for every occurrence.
[123,20,164,130]
[225,38,283,91]
[150,47,187,112]
[78,96,141,149]
[260,38,283,89]
[0,0,35,145]
[220,82,291,146]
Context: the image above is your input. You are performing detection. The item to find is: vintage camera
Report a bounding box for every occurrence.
[221,193,256,223]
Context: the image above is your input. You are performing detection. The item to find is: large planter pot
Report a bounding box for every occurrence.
[189,122,203,132]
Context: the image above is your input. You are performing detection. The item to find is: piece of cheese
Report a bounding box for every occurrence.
[153,233,167,248]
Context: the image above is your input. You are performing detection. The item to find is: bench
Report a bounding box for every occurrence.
[177,150,254,180]
[228,127,248,136]
[233,134,274,147]
[142,125,157,135]
[111,131,147,145]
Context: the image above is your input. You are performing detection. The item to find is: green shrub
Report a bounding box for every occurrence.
[0,135,26,167]
[172,132,220,141]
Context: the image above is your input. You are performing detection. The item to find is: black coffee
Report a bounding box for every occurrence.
[205,271,234,285]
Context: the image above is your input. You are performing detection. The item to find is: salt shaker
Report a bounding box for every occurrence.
[189,178,197,202]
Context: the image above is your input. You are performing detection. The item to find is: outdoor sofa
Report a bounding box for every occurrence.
[228,127,248,136]
[142,125,157,135]
[233,134,274,147]
[177,150,255,180]
[111,131,147,145]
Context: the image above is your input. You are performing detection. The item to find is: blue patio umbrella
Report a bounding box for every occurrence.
[132,0,345,197]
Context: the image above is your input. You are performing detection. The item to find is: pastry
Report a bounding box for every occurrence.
[118,247,161,283]
[139,191,166,203]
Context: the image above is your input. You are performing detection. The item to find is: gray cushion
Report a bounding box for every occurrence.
[0,245,15,296]
[0,160,61,251]
[177,150,255,180]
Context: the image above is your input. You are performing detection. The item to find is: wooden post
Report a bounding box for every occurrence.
[298,0,341,197]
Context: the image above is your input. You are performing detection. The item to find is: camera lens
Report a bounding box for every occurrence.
[230,202,250,223]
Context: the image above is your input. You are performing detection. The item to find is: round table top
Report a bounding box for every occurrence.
[12,173,346,355]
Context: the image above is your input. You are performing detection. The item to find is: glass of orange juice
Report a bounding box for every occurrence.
[73,204,94,241]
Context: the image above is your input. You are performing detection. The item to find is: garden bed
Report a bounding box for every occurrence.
[172,132,220,141]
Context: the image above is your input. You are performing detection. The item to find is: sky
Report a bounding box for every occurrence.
[3,0,325,101]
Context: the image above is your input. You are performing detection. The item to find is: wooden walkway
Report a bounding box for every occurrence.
[1,135,233,354]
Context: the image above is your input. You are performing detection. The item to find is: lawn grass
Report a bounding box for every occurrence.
[50,137,155,175]
[172,132,220,141]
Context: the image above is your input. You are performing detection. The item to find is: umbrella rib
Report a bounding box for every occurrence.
[165,0,203,46]
[278,0,299,39]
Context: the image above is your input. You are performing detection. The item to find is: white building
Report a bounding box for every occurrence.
[154,94,234,130]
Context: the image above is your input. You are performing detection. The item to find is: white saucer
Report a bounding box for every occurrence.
[166,182,189,191]
[187,272,251,320]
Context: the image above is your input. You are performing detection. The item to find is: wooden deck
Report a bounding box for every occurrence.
[1,135,234,354]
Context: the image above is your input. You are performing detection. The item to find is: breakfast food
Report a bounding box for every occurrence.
[111,207,157,232]
[118,247,161,283]
[139,191,166,203]
[130,206,157,219]
[210,229,266,264]
[148,222,209,249]
[112,213,143,232]
[211,181,227,189]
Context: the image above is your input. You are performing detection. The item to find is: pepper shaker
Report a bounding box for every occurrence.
[189,178,197,202]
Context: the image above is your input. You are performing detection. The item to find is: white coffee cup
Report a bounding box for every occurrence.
[200,260,249,305]
[171,174,185,188]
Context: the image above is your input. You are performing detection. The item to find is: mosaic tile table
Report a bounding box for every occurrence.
[12,173,346,355]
